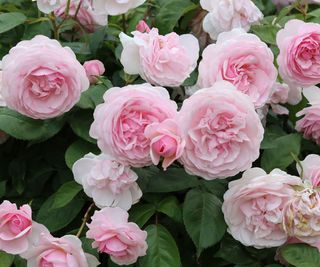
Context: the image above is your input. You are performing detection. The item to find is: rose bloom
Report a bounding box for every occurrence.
[0,201,33,254]
[54,0,108,33]
[120,28,199,87]
[178,81,264,180]
[222,168,303,248]
[86,207,147,265]
[197,29,277,108]
[90,83,178,167]
[296,86,320,144]
[1,35,89,119]
[277,19,320,87]
[83,60,105,84]
[297,154,320,188]
[200,0,263,40]
[92,0,146,16]
[283,188,320,250]
[144,119,185,170]
[72,153,142,210]
[36,0,62,13]
[22,232,99,267]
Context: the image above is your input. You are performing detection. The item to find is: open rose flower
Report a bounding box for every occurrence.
[197,29,277,108]
[22,232,99,267]
[83,60,105,84]
[73,153,142,210]
[87,207,147,265]
[178,81,264,180]
[1,35,89,119]
[283,188,320,250]
[297,154,320,188]
[296,86,320,144]
[277,19,320,87]
[0,201,32,254]
[144,119,185,170]
[222,168,303,248]
[120,27,199,87]
[92,0,146,16]
[36,0,62,13]
[54,0,108,33]
[200,0,263,40]
[90,83,178,167]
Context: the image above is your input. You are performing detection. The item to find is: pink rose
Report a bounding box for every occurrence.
[197,29,277,108]
[296,86,320,144]
[22,232,99,267]
[277,19,320,87]
[36,0,62,13]
[222,168,303,248]
[177,81,264,180]
[0,201,33,254]
[200,0,263,40]
[90,83,178,167]
[120,28,199,87]
[54,0,108,33]
[136,20,150,33]
[144,119,185,170]
[297,154,320,188]
[0,70,6,107]
[92,0,146,16]
[72,153,142,210]
[283,188,320,250]
[86,207,147,265]
[83,60,105,84]
[1,35,89,119]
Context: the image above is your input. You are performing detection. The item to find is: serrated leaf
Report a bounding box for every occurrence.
[51,181,82,210]
[157,196,182,223]
[183,188,227,256]
[0,252,14,267]
[129,203,156,228]
[281,244,320,267]
[0,12,26,33]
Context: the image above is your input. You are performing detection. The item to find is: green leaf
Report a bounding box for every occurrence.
[68,109,96,143]
[13,256,27,267]
[251,24,279,45]
[36,195,85,232]
[157,196,182,223]
[183,188,227,256]
[9,160,26,195]
[129,203,156,228]
[0,180,6,198]
[81,237,99,258]
[275,5,293,23]
[62,42,91,55]
[281,244,320,267]
[77,82,112,109]
[51,181,83,210]
[200,180,228,200]
[155,0,197,33]
[65,139,99,169]
[261,125,286,149]
[23,21,51,40]
[0,12,26,33]
[136,167,199,193]
[139,224,181,267]
[0,108,65,141]
[261,133,301,172]
[0,252,14,267]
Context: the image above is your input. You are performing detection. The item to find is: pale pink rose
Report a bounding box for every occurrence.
[86,207,147,265]
[0,71,6,107]
[92,0,146,16]
[277,19,320,87]
[283,188,320,250]
[136,20,150,33]
[1,35,89,119]
[120,28,199,87]
[222,168,303,248]
[200,0,263,40]
[36,0,62,13]
[54,0,108,33]
[144,119,185,170]
[90,83,178,167]
[83,60,105,84]
[178,81,264,180]
[72,153,142,210]
[0,201,33,254]
[197,29,277,108]
[22,232,99,267]
[297,154,320,188]
[296,86,320,144]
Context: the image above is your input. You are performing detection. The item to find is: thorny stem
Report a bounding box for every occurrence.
[76,203,95,237]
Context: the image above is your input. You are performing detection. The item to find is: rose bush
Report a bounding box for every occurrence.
[0,0,320,266]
